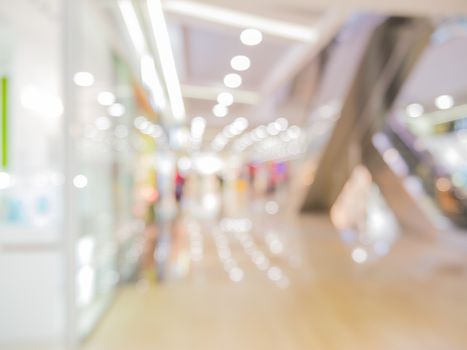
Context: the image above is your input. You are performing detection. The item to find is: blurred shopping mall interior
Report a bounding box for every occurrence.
[1,0,467,349]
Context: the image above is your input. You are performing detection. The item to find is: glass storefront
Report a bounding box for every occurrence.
[0,0,164,346]
[0,0,65,344]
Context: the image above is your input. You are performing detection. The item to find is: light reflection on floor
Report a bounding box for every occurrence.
[145,186,303,292]
[81,186,467,350]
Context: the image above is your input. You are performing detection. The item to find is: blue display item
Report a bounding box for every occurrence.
[36,196,50,215]
[7,199,26,224]
[452,170,467,189]
[454,118,467,131]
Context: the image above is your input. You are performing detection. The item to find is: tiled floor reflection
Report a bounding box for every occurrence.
[81,190,467,350]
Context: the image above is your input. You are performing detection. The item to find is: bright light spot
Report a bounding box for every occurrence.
[276,117,288,130]
[213,104,228,117]
[217,92,234,106]
[270,240,284,254]
[172,127,190,148]
[134,116,147,129]
[191,116,206,141]
[97,91,116,106]
[146,0,186,122]
[265,201,279,215]
[108,103,125,117]
[229,267,244,282]
[233,117,248,131]
[230,55,251,71]
[267,266,283,281]
[253,253,267,266]
[267,122,280,135]
[140,54,167,110]
[287,125,301,139]
[223,127,234,138]
[73,175,88,189]
[95,116,111,131]
[224,73,242,89]
[21,86,63,118]
[118,0,147,56]
[383,148,399,164]
[77,265,95,306]
[0,172,11,190]
[203,193,219,211]
[405,103,424,118]
[240,28,263,46]
[77,237,94,265]
[436,177,452,192]
[73,71,95,87]
[156,153,174,174]
[351,247,368,264]
[435,94,454,110]
[443,147,463,168]
[151,125,164,138]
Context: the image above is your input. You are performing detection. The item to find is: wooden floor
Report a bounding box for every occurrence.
[81,200,467,350]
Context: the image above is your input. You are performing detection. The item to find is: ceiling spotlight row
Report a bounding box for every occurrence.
[212,28,263,118]
[405,94,455,118]
[211,117,249,151]
[134,115,167,142]
[233,119,300,153]
[234,118,302,152]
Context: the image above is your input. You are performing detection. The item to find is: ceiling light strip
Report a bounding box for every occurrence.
[118,0,147,56]
[163,1,318,42]
[147,0,186,123]
[180,84,258,105]
[118,0,167,112]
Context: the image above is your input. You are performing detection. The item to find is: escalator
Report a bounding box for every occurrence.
[382,122,467,227]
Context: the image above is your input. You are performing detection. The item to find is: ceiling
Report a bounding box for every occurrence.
[159,0,467,145]
[163,0,336,135]
[180,0,467,17]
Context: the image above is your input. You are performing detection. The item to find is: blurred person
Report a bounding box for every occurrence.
[175,169,186,204]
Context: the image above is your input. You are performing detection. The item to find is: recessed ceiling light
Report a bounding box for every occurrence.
[405,103,424,118]
[275,117,288,130]
[224,73,242,88]
[73,174,88,189]
[267,122,280,135]
[95,116,112,130]
[97,91,116,106]
[108,103,125,117]
[230,55,250,71]
[240,28,263,46]
[435,95,454,110]
[233,117,248,131]
[217,92,234,106]
[213,104,228,117]
[74,72,94,87]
